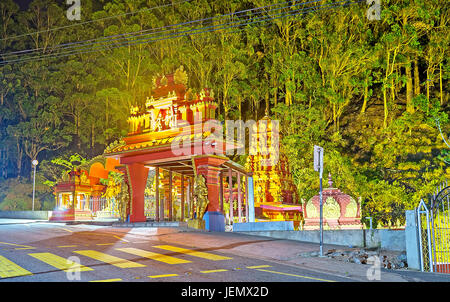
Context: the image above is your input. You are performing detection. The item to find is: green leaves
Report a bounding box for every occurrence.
[0,0,448,223]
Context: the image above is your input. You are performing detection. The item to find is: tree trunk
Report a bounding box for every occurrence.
[440,63,444,105]
[15,138,22,180]
[405,62,414,113]
[360,78,369,114]
[91,123,95,155]
[383,87,388,129]
[426,68,430,114]
[414,57,420,96]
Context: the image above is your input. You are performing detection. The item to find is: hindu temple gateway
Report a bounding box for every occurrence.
[103,66,257,231]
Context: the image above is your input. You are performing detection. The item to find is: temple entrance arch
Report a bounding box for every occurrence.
[104,67,252,231]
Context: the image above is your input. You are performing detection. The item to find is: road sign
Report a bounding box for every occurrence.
[314,145,323,175]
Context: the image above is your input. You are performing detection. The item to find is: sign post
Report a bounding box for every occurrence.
[314,146,324,257]
[31,159,38,211]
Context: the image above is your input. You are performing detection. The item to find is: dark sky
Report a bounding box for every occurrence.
[14,0,33,10]
[14,0,67,10]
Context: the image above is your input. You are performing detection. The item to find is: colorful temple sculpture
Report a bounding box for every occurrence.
[50,157,121,221]
[245,116,303,230]
[303,173,363,230]
[104,66,251,231]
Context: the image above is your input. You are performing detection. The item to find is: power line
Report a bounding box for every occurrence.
[1,0,308,58]
[0,0,329,64]
[0,0,361,65]
[0,0,191,42]
[0,0,364,65]
[0,0,316,62]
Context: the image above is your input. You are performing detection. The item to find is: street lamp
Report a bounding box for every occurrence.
[32,159,38,211]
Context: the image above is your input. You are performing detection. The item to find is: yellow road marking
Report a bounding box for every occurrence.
[74,250,146,268]
[0,241,34,250]
[153,245,232,261]
[82,232,129,243]
[14,247,36,250]
[247,265,272,269]
[148,274,179,278]
[90,278,122,282]
[116,247,191,264]
[57,245,78,248]
[255,268,336,282]
[200,269,228,274]
[28,253,93,272]
[0,255,33,278]
[59,228,73,233]
[113,235,129,243]
[96,243,115,246]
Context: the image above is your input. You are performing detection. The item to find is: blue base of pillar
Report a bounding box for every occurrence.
[203,211,225,232]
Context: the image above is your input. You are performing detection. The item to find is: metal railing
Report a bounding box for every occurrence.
[417,181,450,273]
[87,197,119,218]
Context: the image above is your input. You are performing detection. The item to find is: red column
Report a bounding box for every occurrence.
[127,163,148,223]
[169,170,173,221]
[155,167,160,222]
[194,156,228,231]
[194,157,225,212]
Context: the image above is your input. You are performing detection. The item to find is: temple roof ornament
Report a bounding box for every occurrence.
[328,172,333,188]
[105,67,220,155]
[160,75,168,86]
[199,90,206,100]
[130,106,139,115]
[173,65,188,86]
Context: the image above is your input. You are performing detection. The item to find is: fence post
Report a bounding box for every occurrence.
[405,210,421,270]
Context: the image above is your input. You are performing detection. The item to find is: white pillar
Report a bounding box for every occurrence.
[247,176,255,222]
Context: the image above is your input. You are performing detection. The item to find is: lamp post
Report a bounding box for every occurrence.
[31,159,38,211]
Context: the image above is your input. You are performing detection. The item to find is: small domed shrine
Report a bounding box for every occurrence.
[303,173,363,230]
[245,116,303,229]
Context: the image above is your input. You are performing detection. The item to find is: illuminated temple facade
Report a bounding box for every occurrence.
[104,66,249,231]
[245,116,303,230]
[52,66,304,231]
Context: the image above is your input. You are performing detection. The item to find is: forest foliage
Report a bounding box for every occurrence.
[0,0,448,226]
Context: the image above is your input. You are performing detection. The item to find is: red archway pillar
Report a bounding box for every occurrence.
[194,156,227,231]
[127,162,148,223]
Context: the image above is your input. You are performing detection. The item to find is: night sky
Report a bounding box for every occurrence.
[14,0,33,10]
[14,0,67,10]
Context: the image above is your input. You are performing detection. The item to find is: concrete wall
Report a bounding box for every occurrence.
[404,210,421,270]
[233,221,294,232]
[237,228,406,252]
[0,211,51,220]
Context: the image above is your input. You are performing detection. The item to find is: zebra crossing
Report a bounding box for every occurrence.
[0,244,233,280]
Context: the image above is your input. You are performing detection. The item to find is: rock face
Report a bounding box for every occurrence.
[300,248,408,270]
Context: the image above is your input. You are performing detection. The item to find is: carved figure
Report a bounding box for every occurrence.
[193,174,209,220]
[174,65,188,86]
[117,180,129,222]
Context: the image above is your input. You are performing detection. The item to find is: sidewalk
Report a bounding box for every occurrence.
[147,229,450,282]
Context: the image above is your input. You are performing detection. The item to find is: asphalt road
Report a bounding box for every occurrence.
[0,221,354,283]
[0,221,449,287]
